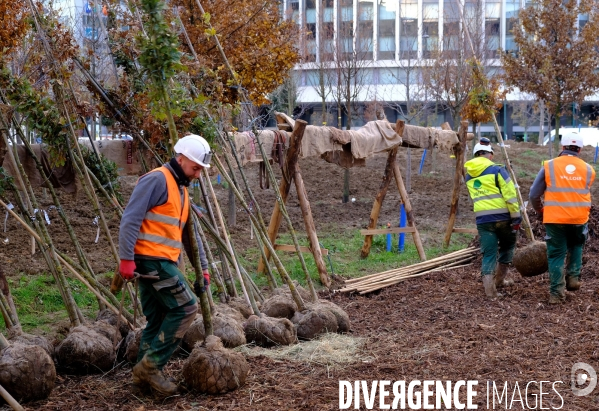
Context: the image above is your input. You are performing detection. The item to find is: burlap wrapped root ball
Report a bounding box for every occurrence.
[292,303,339,340]
[316,300,351,333]
[513,241,548,277]
[260,294,298,320]
[56,325,116,373]
[182,335,249,394]
[96,308,131,338]
[123,328,143,363]
[9,332,54,358]
[212,303,245,323]
[272,281,312,302]
[0,342,56,403]
[183,312,246,351]
[227,297,256,319]
[243,315,297,347]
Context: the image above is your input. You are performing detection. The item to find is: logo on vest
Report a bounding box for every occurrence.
[473,180,482,189]
[560,164,582,181]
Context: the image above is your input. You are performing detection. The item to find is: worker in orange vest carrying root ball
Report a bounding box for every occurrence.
[529,131,595,305]
[464,141,522,299]
[118,134,213,396]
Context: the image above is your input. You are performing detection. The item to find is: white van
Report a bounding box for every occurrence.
[542,127,599,147]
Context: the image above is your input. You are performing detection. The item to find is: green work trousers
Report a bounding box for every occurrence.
[544,223,588,297]
[135,259,198,370]
[477,220,517,276]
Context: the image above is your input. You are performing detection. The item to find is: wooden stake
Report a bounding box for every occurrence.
[258,120,307,273]
[391,161,426,261]
[443,121,469,248]
[360,146,398,259]
[0,382,25,411]
[293,161,331,290]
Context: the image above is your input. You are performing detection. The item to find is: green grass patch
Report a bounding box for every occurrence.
[1,274,99,335]
[235,229,473,290]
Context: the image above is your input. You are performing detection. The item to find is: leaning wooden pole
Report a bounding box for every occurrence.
[392,163,426,261]
[258,120,307,272]
[454,0,533,241]
[443,120,469,248]
[293,161,331,291]
[188,214,213,336]
[360,146,399,259]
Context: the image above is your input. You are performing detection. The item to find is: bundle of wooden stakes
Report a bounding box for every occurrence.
[340,247,477,294]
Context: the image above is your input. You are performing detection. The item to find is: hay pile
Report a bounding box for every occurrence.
[0,342,56,402]
[182,335,249,394]
[237,333,367,368]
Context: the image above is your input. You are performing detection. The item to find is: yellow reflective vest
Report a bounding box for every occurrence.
[464,157,521,224]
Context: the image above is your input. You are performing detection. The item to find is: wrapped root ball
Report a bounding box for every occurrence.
[182,335,249,394]
[90,320,119,342]
[213,304,245,323]
[272,281,312,302]
[0,342,56,403]
[261,295,297,320]
[292,304,338,340]
[243,315,296,347]
[317,300,351,333]
[9,333,54,358]
[227,298,255,319]
[513,241,548,277]
[183,313,246,350]
[56,326,115,373]
[96,309,130,338]
[123,328,143,364]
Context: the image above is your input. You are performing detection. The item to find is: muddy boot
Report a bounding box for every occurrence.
[494,263,514,289]
[482,275,499,298]
[132,356,179,397]
[566,276,581,291]
[548,293,566,305]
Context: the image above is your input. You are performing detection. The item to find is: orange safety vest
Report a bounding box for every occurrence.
[543,156,595,224]
[134,166,189,262]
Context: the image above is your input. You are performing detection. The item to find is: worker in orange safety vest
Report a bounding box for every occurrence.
[529,131,595,304]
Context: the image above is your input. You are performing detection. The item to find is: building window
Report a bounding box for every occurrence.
[443,0,460,58]
[379,0,397,60]
[339,0,354,58]
[400,0,418,59]
[422,0,439,58]
[505,0,520,52]
[358,0,374,60]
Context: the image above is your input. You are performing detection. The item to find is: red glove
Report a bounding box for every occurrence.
[203,270,210,286]
[119,260,136,280]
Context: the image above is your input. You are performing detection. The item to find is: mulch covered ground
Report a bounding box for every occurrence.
[6,142,599,410]
[23,260,599,410]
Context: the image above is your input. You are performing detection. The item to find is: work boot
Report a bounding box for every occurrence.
[494,263,514,289]
[548,293,566,305]
[132,356,179,397]
[482,275,499,298]
[566,276,581,291]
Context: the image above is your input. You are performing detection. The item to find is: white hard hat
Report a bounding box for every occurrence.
[174,134,212,168]
[473,142,494,156]
[561,131,583,148]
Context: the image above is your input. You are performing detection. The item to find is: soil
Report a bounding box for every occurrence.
[4,141,599,410]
